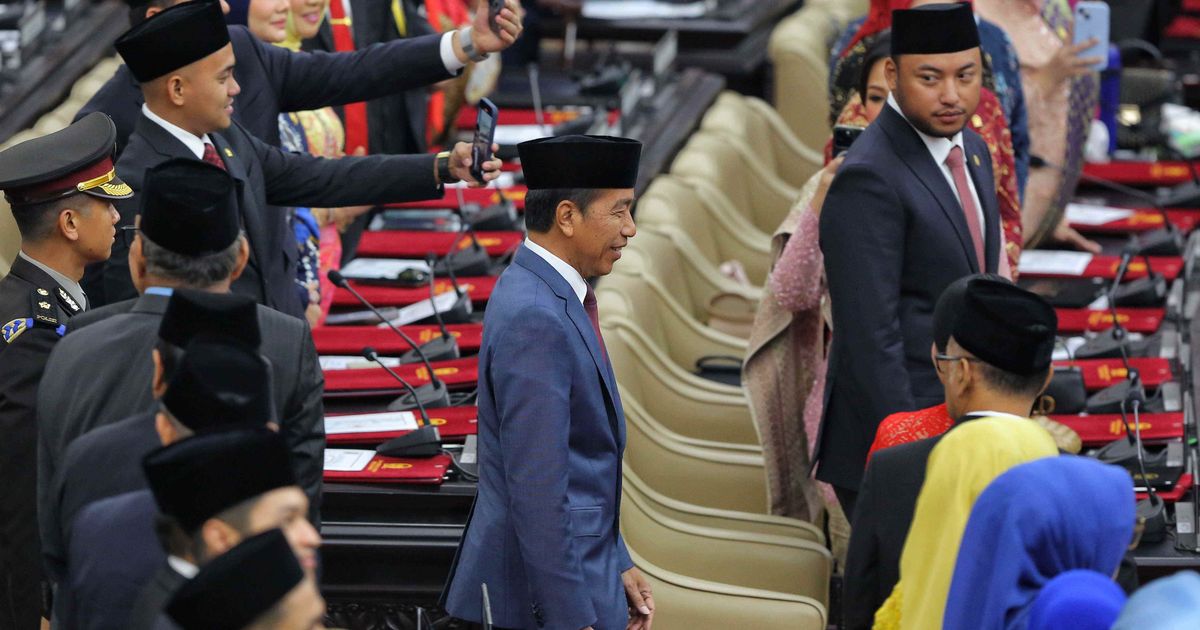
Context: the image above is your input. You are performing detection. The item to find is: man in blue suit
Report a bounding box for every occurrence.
[816,3,1008,516]
[443,136,654,630]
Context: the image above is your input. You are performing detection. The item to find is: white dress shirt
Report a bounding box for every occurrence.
[964,411,1028,422]
[887,93,984,232]
[166,555,199,579]
[141,104,213,159]
[18,251,87,311]
[524,239,587,304]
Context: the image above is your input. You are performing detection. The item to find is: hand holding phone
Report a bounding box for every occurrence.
[1072,1,1110,72]
[471,98,499,183]
[487,0,504,34]
[832,125,864,157]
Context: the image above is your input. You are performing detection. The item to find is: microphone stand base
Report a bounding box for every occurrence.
[401,336,461,364]
[376,425,443,459]
[387,381,452,411]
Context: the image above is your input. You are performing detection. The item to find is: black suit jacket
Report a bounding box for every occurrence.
[127,563,186,630]
[74,24,452,156]
[104,113,443,314]
[58,490,163,630]
[816,104,1002,491]
[37,291,325,577]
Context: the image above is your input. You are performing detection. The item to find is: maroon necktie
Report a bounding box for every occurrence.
[584,285,608,360]
[202,142,226,171]
[945,145,984,270]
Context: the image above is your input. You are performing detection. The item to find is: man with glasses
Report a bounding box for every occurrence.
[841,275,1058,630]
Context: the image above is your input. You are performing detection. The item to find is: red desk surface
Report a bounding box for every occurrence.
[325,406,479,445]
[1083,161,1193,186]
[324,453,450,484]
[1052,357,1173,391]
[323,357,479,393]
[383,186,527,210]
[1137,474,1193,503]
[356,230,523,258]
[456,106,587,129]
[332,276,496,307]
[313,324,483,355]
[1022,255,1182,281]
[1071,208,1200,234]
[1050,413,1185,447]
[1054,308,1164,334]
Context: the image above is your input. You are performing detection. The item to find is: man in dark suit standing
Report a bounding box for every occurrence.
[817,3,1010,514]
[841,276,1056,629]
[102,0,509,315]
[443,136,654,630]
[0,113,132,630]
[37,160,325,569]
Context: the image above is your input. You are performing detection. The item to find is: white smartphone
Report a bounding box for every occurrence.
[1073,0,1110,72]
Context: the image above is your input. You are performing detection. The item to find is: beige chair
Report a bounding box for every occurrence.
[622,481,832,606]
[600,312,742,399]
[623,465,824,544]
[623,395,769,514]
[636,175,772,286]
[701,91,824,190]
[628,546,827,630]
[617,231,760,332]
[769,7,840,148]
[670,131,799,235]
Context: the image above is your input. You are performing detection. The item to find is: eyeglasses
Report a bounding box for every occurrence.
[934,354,982,364]
[118,225,140,247]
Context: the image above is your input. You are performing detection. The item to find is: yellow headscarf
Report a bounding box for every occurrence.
[278,0,328,51]
[872,416,1059,630]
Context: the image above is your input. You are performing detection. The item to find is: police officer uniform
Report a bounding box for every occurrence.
[0,112,131,629]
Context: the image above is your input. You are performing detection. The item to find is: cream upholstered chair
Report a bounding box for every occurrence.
[622,482,831,606]
[670,131,798,235]
[623,465,824,543]
[628,546,827,630]
[700,91,824,190]
[769,7,840,149]
[599,311,741,399]
[636,175,771,286]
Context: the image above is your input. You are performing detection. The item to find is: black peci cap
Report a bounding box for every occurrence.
[143,428,296,532]
[951,277,1058,376]
[157,289,261,349]
[115,0,231,83]
[160,337,274,433]
[166,529,305,630]
[518,135,642,190]
[891,3,980,56]
[140,158,239,257]
[0,112,132,208]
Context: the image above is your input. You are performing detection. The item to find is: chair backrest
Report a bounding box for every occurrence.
[670,132,794,233]
[701,92,823,190]
[769,9,838,148]
[619,231,749,322]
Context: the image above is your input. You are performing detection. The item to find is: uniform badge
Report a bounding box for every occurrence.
[38,301,50,310]
[57,288,80,313]
[36,288,48,296]
[31,290,58,325]
[224,148,234,157]
[2,318,28,344]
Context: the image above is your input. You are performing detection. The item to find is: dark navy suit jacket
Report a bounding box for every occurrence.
[816,103,1002,491]
[444,245,632,630]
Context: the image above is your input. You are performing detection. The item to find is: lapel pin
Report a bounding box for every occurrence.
[972,154,981,167]
[224,148,234,157]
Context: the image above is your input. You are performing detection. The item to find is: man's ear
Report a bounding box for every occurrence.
[229,237,250,281]
[166,74,187,107]
[555,200,579,238]
[151,348,168,398]
[58,206,82,243]
[154,411,177,446]
[884,56,899,93]
[199,518,242,559]
[130,235,149,292]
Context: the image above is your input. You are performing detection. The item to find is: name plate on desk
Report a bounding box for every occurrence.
[325,449,376,472]
[327,412,419,435]
[1020,251,1094,277]
[1065,203,1135,226]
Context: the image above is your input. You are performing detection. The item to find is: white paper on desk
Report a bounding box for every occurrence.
[384,290,466,327]
[493,125,548,145]
[582,0,712,20]
[324,449,376,472]
[1052,337,1089,361]
[326,411,419,435]
[1065,203,1135,226]
[318,355,402,371]
[340,258,429,280]
[1019,250,1094,276]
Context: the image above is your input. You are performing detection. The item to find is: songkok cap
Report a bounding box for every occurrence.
[158,289,261,349]
[115,0,231,83]
[950,277,1057,376]
[518,135,642,190]
[933,273,1007,351]
[140,158,239,256]
[160,337,273,432]
[891,3,980,56]
[167,529,304,630]
[144,428,296,532]
[0,112,132,208]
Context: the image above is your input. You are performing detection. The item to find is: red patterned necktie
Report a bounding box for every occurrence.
[202,142,226,171]
[945,145,984,270]
[583,285,608,360]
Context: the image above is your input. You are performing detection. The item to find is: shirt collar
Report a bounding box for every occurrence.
[142,104,211,160]
[18,251,87,311]
[523,239,588,303]
[167,555,199,579]
[886,93,965,166]
[964,410,1029,422]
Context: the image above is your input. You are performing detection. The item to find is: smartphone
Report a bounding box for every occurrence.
[471,98,498,184]
[488,0,503,34]
[832,125,865,156]
[1073,1,1110,72]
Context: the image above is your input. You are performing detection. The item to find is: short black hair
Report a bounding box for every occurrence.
[975,361,1050,398]
[129,0,178,26]
[859,32,892,105]
[523,189,601,233]
[9,194,86,242]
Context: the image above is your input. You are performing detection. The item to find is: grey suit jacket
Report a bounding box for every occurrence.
[127,563,186,630]
[37,292,325,578]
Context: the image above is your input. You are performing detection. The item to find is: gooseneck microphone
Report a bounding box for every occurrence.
[330,270,450,409]
[363,347,443,458]
[1031,154,1182,256]
[1076,246,1155,360]
[433,225,491,277]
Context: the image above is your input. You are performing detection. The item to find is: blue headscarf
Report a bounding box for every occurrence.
[942,456,1135,630]
[1027,570,1126,630]
[1113,572,1200,630]
[224,0,250,26]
